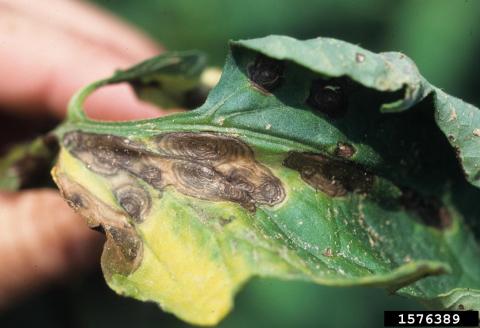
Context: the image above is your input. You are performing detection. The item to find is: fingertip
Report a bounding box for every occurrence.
[0,189,102,308]
[0,2,163,120]
[84,83,164,121]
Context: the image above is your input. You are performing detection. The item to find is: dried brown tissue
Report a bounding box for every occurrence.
[283,151,373,197]
[53,172,143,278]
[62,131,286,213]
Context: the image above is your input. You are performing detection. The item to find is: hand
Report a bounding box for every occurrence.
[0,0,163,308]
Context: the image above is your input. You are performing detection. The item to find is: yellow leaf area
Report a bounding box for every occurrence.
[53,149,305,326]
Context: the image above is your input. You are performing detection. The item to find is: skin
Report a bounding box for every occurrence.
[0,0,168,308]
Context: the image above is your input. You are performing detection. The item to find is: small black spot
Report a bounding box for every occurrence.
[335,142,356,158]
[68,193,85,209]
[307,79,348,118]
[458,304,465,310]
[247,54,284,92]
[219,215,235,226]
[323,248,333,257]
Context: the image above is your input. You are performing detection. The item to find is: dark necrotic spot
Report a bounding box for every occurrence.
[219,216,235,226]
[67,193,85,210]
[247,54,284,92]
[156,132,252,163]
[284,152,373,197]
[307,79,348,118]
[323,248,333,257]
[114,185,151,223]
[335,143,356,159]
[400,187,452,229]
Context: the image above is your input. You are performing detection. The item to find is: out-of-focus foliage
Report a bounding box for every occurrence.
[1,273,420,328]
[94,0,480,106]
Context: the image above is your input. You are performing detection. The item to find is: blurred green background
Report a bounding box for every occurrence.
[1,0,479,327]
[94,0,479,105]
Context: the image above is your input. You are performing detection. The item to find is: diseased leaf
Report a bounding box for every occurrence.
[67,51,208,123]
[0,137,56,191]
[51,36,480,325]
[110,50,208,110]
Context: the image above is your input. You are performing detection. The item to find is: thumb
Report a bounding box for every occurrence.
[0,189,102,309]
[0,0,163,121]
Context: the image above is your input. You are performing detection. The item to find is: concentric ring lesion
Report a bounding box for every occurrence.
[62,131,287,218]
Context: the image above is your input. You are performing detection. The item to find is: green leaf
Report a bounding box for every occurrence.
[67,51,207,122]
[110,50,208,109]
[52,35,480,325]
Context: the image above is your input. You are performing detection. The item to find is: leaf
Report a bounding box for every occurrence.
[0,137,56,191]
[52,36,480,325]
[67,51,207,123]
[109,50,208,109]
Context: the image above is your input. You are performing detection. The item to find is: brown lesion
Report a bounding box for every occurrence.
[114,184,152,224]
[155,132,252,162]
[283,151,373,197]
[62,131,285,213]
[306,78,349,118]
[334,142,356,159]
[247,54,284,93]
[54,172,143,277]
[399,187,452,229]
[102,225,143,279]
[62,132,146,176]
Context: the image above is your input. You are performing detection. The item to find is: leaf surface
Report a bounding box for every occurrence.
[52,36,480,325]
